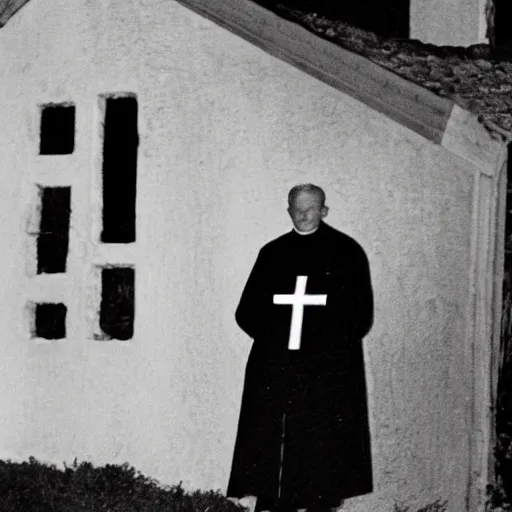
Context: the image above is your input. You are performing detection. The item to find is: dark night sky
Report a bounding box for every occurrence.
[256,0,410,38]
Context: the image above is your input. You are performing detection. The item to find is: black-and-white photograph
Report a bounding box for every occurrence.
[0,1,511,511]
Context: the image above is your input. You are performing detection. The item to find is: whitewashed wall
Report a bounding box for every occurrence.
[0,0,502,510]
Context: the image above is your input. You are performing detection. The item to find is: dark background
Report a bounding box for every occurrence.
[255,0,410,38]
[495,0,512,47]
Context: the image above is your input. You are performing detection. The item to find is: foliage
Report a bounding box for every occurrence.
[0,456,453,512]
[0,457,245,512]
[486,483,512,511]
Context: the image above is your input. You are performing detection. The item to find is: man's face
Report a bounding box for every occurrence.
[287,191,328,232]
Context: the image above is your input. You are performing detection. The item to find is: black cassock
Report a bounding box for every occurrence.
[227,221,374,510]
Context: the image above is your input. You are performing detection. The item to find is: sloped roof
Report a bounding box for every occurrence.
[0,0,506,167]
[178,0,504,169]
[274,5,512,138]
[0,0,29,26]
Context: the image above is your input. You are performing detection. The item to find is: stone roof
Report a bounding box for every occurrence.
[273,4,512,140]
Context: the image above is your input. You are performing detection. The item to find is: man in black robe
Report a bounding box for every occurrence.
[227,184,374,512]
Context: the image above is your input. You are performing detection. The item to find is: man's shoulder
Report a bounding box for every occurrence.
[260,230,293,253]
[321,222,362,248]
[258,223,365,253]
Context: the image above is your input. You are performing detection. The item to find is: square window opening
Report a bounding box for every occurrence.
[34,303,67,339]
[39,104,75,155]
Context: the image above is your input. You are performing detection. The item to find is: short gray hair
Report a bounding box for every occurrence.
[288,183,326,207]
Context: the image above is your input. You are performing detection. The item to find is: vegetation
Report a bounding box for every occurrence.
[0,457,243,512]
[0,457,449,511]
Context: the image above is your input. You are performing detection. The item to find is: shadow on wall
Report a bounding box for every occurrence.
[496,143,512,499]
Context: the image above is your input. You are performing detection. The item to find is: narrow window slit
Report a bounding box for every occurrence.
[39,104,75,155]
[101,96,138,243]
[37,187,71,274]
[35,303,67,339]
[99,267,134,340]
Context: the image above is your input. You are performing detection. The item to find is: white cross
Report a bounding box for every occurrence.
[273,275,327,350]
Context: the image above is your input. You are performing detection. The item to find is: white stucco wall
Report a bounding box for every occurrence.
[410,0,489,46]
[0,1,502,510]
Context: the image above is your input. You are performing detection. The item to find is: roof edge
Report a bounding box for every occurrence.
[0,0,30,27]
[176,0,508,166]
[176,0,454,144]
[1,0,505,166]
[442,105,506,175]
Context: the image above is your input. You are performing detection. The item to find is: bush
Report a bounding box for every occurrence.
[0,457,450,511]
[0,457,245,512]
[486,482,512,511]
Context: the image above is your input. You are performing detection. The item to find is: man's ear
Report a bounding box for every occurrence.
[321,206,329,218]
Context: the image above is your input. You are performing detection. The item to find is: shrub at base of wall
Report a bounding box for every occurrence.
[0,457,450,512]
[0,457,244,512]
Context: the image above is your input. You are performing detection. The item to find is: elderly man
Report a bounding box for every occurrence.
[227,184,374,512]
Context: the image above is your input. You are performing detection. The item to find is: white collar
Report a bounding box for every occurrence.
[293,226,319,236]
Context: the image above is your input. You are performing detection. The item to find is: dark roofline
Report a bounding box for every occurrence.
[0,0,30,27]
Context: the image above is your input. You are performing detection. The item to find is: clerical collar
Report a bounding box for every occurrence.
[293,226,319,236]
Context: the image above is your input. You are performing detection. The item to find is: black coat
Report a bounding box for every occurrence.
[227,222,374,510]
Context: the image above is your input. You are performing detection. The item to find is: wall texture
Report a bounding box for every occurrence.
[0,0,504,510]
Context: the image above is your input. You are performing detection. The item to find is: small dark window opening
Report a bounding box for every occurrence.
[37,187,71,274]
[99,267,134,340]
[101,96,138,243]
[40,104,75,155]
[35,303,67,339]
